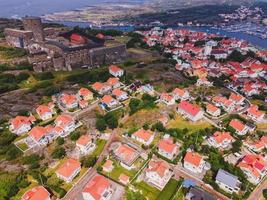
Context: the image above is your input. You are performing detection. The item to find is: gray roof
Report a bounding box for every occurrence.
[215,169,239,188]
[186,187,216,200]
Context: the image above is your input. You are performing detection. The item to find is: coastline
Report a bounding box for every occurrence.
[44,20,267,49]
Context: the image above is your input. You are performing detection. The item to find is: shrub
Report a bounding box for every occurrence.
[5,145,22,160]
[34,72,54,80]
[56,137,64,145]
[80,156,97,168]
[51,147,66,159]
[96,118,107,131]
[70,131,81,141]
[263,189,267,199]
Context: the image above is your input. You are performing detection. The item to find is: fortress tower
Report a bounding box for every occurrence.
[22,16,44,42]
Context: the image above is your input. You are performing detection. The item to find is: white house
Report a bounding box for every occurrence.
[76,135,96,155]
[36,104,54,121]
[229,119,249,136]
[9,115,36,135]
[107,77,121,89]
[54,115,76,137]
[83,175,114,200]
[60,93,78,109]
[238,155,267,184]
[112,89,128,101]
[28,126,54,146]
[177,101,204,122]
[132,129,155,146]
[109,65,124,77]
[22,186,51,200]
[145,160,173,190]
[208,131,234,149]
[158,137,178,160]
[215,169,241,194]
[103,160,114,173]
[183,151,205,174]
[246,105,265,123]
[114,144,139,170]
[229,92,245,105]
[206,104,221,117]
[160,93,175,105]
[56,158,81,183]
[92,82,111,95]
[172,88,189,100]
[101,95,119,108]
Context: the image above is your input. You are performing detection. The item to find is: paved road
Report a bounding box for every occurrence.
[174,166,230,200]
[247,178,267,200]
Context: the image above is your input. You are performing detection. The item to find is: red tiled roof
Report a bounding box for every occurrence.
[107,77,119,86]
[146,160,170,177]
[158,138,176,154]
[184,151,203,167]
[10,116,36,129]
[101,95,114,104]
[36,105,52,117]
[109,65,122,73]
[28,126,50,142]
[132,129,153,142]
[79,88,92,96]
[76,135,91,146]
[83,175,110,200]
[22,186,50,200]
[206,104,219,113]
[229,119,245,132]
[212,131,233,144]
[56,158,81,179]
[178,101,201,117]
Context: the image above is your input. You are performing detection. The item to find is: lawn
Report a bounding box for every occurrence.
[132,181,161,200]
[156,179,181,200]
[92,139,107,157]
[16,142,29,151]
[167,115,211,134]
[102,158,138,182]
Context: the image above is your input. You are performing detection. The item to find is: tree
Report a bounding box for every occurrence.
[152,122,165,132]
[5,145,22,160]
[129,98,142,115]
[15,73,29,83]
[232,140,242,153]
[56,137,64,145]
[51,147,66,159]
[104,112,118,129]
[70,131,80,141]
[0,173,19,199]
[263,189,267,199]
[21,154,41,169]
[96,118,107,131]
[80,156,97,168]
[227,50,245,62]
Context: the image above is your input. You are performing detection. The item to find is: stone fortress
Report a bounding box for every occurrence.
[4,17,127,72]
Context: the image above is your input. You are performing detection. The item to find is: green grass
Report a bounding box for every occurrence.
[11,176,38,200]
[132,181,161,200]
[167,115,211,134]
[0,45,27,59]
[156,179,180,200]
[92,139,106,157]
[102,158,144,182]
[16,142,29,151]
